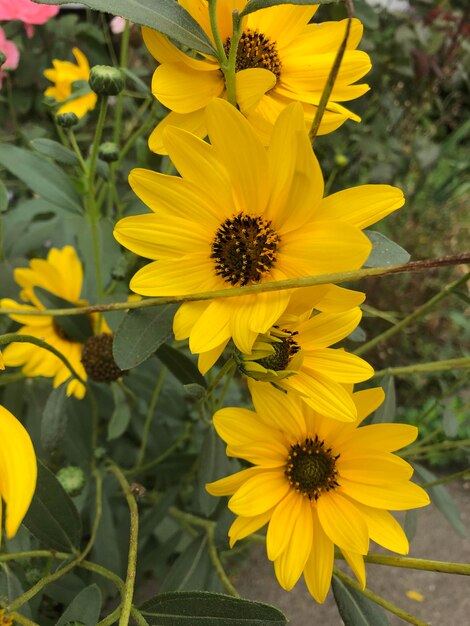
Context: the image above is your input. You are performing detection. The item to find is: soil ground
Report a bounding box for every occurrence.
[234,478,470,625]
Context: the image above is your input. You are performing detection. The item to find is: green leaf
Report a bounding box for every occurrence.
[0,144,82,214]
[0,178,8,212]
[364,231,410,268]
[160,535,211,593]
[23,460,82,551]
[197,427,234,517]
[141,591,288,625]
[413,464,468,538]
[241,0,335,17]
[157,343,207,388]
[332,575,390,626]
[113,305,178,370]
[373,374,395,423]
[55,584,102,626]
[0,564,32,618]
[41,385,69,454]
[34,0,215,55]
[31,138,81,166]
[107,382,132,440]
[34,287,94,344]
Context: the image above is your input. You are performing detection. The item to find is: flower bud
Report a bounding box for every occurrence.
[55,112,79,128]
[56,466,85,497]
[89,65,124,96]
[81,333,123,382]
[98,141,119,163]
[334,153,349,167]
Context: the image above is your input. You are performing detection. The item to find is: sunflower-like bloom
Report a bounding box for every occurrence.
[44,47,97,118]
[2,246,93,399]
[207,384,430,603]
[0,404,37,538]
[114,99,404,356]
[143,1,371,153]
[239,302,373,422]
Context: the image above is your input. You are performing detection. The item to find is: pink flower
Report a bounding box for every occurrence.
[0,26,19,87]
[0,0,59,37]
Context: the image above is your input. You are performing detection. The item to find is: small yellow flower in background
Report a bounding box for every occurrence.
[114,99,404,357]
[406,590,425,602]
[0,404,37,538]
[1,246,99,399]
[207,384,430,603]
[44,47,97,118]
[240,302,374,422]
[143,1,371,153]
[0,608,13,626]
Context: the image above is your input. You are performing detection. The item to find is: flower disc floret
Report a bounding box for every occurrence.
[114,99,404,358]
[206,384,430,603]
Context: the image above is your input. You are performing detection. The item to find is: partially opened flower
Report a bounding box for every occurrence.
[114,99,404,356]
[0,404,37,538]
[1,246,115,399]
[0,0,59,37]
[0,26,19,88]
[240,303,374,422]
[143,1,371,153]
[207,384,430,603]
[44,47,97,118]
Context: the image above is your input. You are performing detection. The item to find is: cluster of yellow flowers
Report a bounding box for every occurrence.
[1,0,430,605]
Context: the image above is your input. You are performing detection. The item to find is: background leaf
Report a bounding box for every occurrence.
[34,0,215,55]
[0,144,82,214]
[107,382,132,440]
[364,231,411,268]
[373,374,396,423]
[31,138,81,166]
[41,385,69,454]
[23,461,82,551]
[113,304,178,370]
[141,591,288,625]
[157,343,207,388]
[55,584,102,626]
[159,535,211,593]
[196,427,235,517]
[332,574,390,626]
[34,287,94,343]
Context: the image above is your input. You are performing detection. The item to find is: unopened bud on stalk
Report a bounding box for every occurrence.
[89,65,124,95]
[98,141,119,163]
[56,466,85,497]
[56,112,79,128]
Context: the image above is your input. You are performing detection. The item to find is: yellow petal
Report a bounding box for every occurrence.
[214,407,287,449]
[142,26,218,70]
[338,478,430,510]
[298,308,362,349]
[198,340,228,375]
[303,507,334,603]
[206,466,263,497]
[315,185,405,229]
[285,372,357,422]
[173,301,209,340]
[266,490,302,560]
[315,285,365,312]
[189,300,232,354]
[149,109,207,155]
[341,549,366,589]
[305,349,374,383]
[228,470,289,517]
[317,491,369,554]
[348,423,418,452]
[0,405,37,537]
[338,450,414,484]
[229,509,273,547]
[352,387,385,424]
[248,380,307,441]
[356,503,409,554]
[236,68,277,114]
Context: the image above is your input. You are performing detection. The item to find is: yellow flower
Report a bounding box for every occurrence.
[0,405,37,538]
[239,301,374,422]
[44,47,97,118]
[207,384,430,603]
[2,246,94,399]
[143,1,371,153]
[0,608,13,626]
[0,351,4,369]
[114,99,404,356]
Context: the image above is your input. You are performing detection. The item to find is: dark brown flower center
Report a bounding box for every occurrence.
[258,330,300,371]
[286,436,340,500]
[224,29,281,80]
[81,333,123,383]
[211,212,280,286]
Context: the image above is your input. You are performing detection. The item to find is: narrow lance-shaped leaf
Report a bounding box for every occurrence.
[332,574,391,626]
[55,584,103,626]
[157,343,207,388]
[33,0,215,55]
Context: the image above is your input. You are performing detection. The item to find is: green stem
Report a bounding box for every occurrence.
[309,19,352,142]
[67,128,88,173]
[355,271,470,356]
[0,333,86,386]
[208,0,228,64]
[8,472,103,611]
[216,361,236,410]
[332,568,428,626]
[1,255,469,319]
[420,468,470,488]
[361,554,470,576]
[128,422,192,476]
[9,613,39,626]
[134,367,167,468]
[206,358,235,396]
[113,20,130,145]
[401,438,470,458]
[87,97,108,206]
[108,464,139,626]
[374,357,470,378]
[207,524,239,597]
[222,11,242,106]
